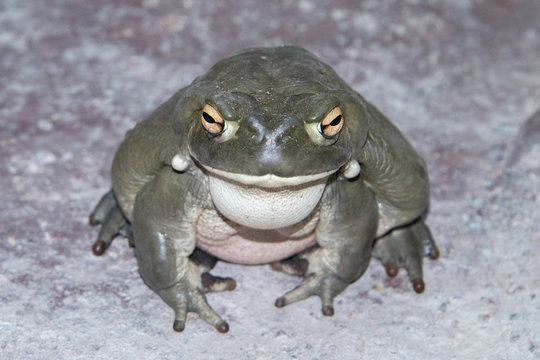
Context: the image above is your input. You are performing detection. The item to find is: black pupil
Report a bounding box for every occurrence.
[329,115,342,127]
[203,112,215,124]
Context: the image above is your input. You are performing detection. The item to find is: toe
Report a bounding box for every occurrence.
[411,219,439,260]
[215,321,230,333]
[89,191,117,226]
[321,288,335,316]
[173,320,185,332]
[191,290,229,332]
[92,240,107,256]
[429,247,440,260]
[411,278,425,294]
[274,297,287,308]
[89,214,100,226]
[201,273,237,292]
[270,256,309,277]
[118,224,134,247]
[91,205,128,255]
[275,276,317,308]
[385,263,399,278]
[172,302,188,332]
[404,255,424,290]
[322,305,334,316]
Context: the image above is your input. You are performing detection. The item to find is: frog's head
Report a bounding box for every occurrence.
[172,46,368,229]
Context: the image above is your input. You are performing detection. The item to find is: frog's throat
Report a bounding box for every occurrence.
[203,167,337,230]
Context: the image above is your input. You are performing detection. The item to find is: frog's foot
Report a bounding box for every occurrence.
[274,250,348,316]
[89,190,132,255]
[373,218,439,293]
[156,262,236,333]
[162,284,232,333]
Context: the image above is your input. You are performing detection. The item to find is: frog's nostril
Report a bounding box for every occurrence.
[245,116,267,143]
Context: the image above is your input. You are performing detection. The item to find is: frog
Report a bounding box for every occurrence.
[89,46,439,333]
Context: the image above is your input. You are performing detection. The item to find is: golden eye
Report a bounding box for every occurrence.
[320,107,343,138]
[201,104,225,135]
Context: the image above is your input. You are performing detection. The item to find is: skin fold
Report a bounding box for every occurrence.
[90,46,439,333]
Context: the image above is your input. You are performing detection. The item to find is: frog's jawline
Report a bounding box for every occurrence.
[202,166,338,230]
[203,166,337,188]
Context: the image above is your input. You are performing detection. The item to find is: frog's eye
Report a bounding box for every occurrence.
[319,107,343,138]
[201,104,225,135]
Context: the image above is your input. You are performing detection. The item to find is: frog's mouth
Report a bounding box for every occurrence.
[201,165,338,230]
[204,166,336,188]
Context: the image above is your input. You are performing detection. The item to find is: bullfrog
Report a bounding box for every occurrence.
[89,46,439,333]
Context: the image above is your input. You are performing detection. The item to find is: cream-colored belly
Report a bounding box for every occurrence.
[195,209,319,265]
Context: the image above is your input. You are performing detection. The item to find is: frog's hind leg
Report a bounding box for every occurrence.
[89,190,132,255]
[373,218,439,293]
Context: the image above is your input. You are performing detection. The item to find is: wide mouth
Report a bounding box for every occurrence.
[200,164,338,188]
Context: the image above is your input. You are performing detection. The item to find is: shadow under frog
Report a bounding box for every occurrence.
[89,46,439,333]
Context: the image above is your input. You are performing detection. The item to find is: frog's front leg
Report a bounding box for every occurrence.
[274,178,378,316]
[132,169,235,333]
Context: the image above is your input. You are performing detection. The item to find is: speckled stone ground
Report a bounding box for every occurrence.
[1,0,539,359]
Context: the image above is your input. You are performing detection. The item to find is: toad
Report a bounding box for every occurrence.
[90,46,439,333]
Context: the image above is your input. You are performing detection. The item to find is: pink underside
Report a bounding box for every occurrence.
[195,233,317,265]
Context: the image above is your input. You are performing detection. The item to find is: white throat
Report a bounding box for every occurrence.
[205,169,334,230]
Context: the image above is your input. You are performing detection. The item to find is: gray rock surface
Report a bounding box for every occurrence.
[1,0,538,359]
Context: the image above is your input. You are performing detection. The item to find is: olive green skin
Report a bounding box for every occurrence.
[97,46,434,332]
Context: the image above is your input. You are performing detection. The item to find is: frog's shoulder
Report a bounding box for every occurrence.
[358,101,430,236]
[111,89,184,219]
